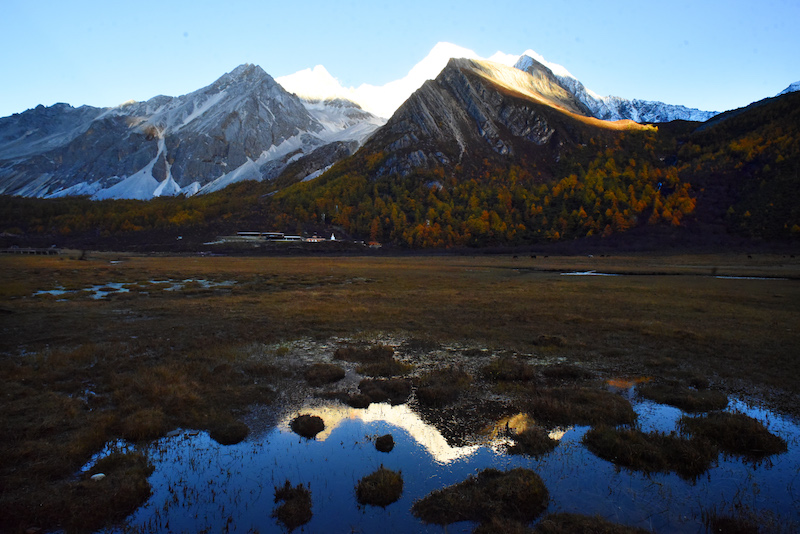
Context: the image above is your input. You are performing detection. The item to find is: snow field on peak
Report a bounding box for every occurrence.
[277,65,349,101]
[277,42,485,119]
[280,42,718,126]
[777,81,800,96]
[277,42,581,120]
[197,157,263,195]
[515,49,576,80]
[176,91,229,131]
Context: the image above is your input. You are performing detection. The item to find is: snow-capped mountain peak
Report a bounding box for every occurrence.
[514,52,717,123]
[0,44,740,201]
[777,81,800,96]
[278,42,718,125]
[0,62,384,200]
[515,50,576,81]
[277,42,483,119]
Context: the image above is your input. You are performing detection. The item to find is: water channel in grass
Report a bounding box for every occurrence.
[93,388,800,533]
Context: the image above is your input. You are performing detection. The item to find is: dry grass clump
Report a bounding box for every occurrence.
[582,426,718,480]
[358,378,412,405]
[345,393,372,408]
[401,337,441,353]
[375,434,395,453]
[415,367,472,406]
[638,382,728,412]
[17,451,155,533]
[120,408,169,441]
[272,481,312,531]
[533,513,650,533]
[679,412,787,458]
[304,362,346,386]
[290,415,325,439]
[412,468,549,526]
[355,466,403,507]
[68,451,154,530]
[0,340,278,531]
[507,426,559,457]
[526,387,637,426]
[334,344,394,363]
[356,358,414,377]
[534,335,566,347]
[540,363,594,382]
[483,356,537,382]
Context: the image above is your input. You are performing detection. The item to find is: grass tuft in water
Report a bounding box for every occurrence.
[208,418,249,445]
[272,481,312,531]
[474,517,535,533]
[290,414,325,439]
[358,378,412,405]
[482,356,537,382]
[507,426,559,457]
[540,363,594,382]
[356,466,403,507]
[412,468,549,526]
[356,358,414,377]
[679,411,788,458]
[582,426,718,480]
[401,337,441,353]
[415,367,472,406]
[334,344,394,363]
[704,513,760,534]
[304,363,346,387]
[375,434,395,453]
[638,382,728,412]
[525,387,637,426]
[533,513,650,533]
[702,505,797,534]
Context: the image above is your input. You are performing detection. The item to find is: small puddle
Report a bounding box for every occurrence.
[31,279,236,300]
[91,390,800,533]
[561,270,619,276]
[715,276,789,281]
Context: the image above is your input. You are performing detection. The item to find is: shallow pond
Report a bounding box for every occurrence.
[90,391,800,533]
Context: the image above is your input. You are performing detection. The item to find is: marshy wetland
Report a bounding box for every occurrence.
[1,252,799,533]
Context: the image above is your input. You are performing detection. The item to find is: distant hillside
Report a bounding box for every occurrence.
[676,91,800,239]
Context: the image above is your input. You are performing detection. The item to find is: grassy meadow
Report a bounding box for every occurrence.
[1,251,798,531]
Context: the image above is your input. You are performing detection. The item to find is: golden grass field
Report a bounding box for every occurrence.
[1,251,798,531]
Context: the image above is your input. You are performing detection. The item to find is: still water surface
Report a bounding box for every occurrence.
[94,393,799,533]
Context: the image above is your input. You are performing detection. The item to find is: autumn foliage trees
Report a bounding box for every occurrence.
[270,130,698,247]
[4,92,800,248]
[675,91,800,238]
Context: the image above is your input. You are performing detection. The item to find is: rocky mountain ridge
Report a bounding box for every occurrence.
[513,55,718,123]
[0,44,781,201]
[0,64,383,200]
[363,57,645,178]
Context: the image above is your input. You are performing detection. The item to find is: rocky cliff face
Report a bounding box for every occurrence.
[0,65,382,199]
[363,58,627,178]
